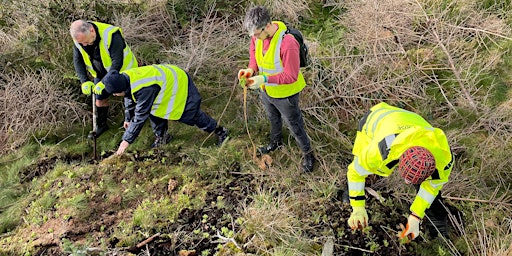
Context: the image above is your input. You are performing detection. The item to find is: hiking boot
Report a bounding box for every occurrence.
[257,141,283,155]
[87,106,110,140]
[302,152,316,173]
[151,133,172,148]
[214,126,229,146]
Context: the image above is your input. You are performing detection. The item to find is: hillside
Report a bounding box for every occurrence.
[1,0,512,255]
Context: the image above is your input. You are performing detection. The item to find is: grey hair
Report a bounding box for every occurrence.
[70,20,92,39]
[243,6,271,34]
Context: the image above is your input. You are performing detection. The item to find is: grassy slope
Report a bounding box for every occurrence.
[1,0,512,255]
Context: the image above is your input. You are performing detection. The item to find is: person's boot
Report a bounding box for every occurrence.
[302,151,316,173]
[151,133,173,148]
[214,126,229,146]
[88,106,110,139]
[257,140,283,155]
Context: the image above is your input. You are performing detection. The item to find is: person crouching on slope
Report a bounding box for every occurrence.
[345,102,454,240]
[99,64,229,155]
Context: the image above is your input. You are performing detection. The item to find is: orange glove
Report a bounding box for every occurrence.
[398,214,421,240]
[238,68,254,79]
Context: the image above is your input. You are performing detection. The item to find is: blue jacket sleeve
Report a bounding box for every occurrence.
[122,85,160,144]
[124,96,136,122]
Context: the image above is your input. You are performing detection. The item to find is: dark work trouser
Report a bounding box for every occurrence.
[414,184,448,236]
[150,73,218,136]
[260,91,311,154]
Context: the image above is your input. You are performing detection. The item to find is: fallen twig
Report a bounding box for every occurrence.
[339,244,373,253]
[443,196,512,207]
[212,231,241,250]
[136,233,161,248]
[395,193,512,206]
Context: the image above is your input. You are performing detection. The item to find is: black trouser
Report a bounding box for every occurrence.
[414,184,448,236]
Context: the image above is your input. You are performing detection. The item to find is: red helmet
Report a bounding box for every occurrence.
[397,146,436,184]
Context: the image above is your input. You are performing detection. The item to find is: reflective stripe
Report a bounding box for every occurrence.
[353,157,373,176]
[101,26,115,71]
[384,134,396,149]
[130,70,164,92]
[348,181,365,192]
[258,29,286,76]
[371,110,409,135]
[417,188,436,204]
[427,180,445,189]
[124,48,135,69]
[73,41,95,75]
[154,65,179,119]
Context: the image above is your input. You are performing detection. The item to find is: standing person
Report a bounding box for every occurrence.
[70,20,138,139]
[239,6,315,173]
[98,64,229,155]
[345,102,454,240]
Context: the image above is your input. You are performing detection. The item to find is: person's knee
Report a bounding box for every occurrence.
[96,99,109,107]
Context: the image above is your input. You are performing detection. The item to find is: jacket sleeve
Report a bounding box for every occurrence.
[347,158,368,207]
[410,156,453,218]
[122,86,159,144]
[73,45,90,84]
[109,31,126,72]
[123,96,136,122]
[347,132,389,207]
[248,36,258,72]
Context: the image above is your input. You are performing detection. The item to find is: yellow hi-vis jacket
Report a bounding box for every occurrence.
[347,102,453,218]
[73,22,138,78]
[255,21,306,98]
[122,64,188,120]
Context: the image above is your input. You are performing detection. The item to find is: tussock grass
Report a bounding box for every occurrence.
[240,187,315,254]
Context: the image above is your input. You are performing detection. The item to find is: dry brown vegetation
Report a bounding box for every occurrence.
[0,70,85,152]
[1,0,512,255]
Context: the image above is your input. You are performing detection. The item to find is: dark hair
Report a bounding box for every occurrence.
[103,70,129,94]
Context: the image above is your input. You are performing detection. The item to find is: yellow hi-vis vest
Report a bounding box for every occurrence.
[123,64,188,120]
[73,22,138,78]
[255,21,306,98]
[347,102,453,218]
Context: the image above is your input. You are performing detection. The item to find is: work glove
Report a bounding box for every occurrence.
[93,81,105,95]
[398,214,421,240]
[246,75,267,90]
[238,68,254,79]
[81,81,94,95]
[348,206,369,230]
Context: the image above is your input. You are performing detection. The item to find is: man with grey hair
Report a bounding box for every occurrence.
[70,20,138,139]
[238,6,315,173]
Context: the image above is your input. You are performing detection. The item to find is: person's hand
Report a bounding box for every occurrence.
[238,68,254,79]
[348,206,369,230]
[246,75,267,90]
[398,214,421,240]
[123,122,130,129]
[93,82,105,95]
[81,81,94,95]
[116,140,130,155]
